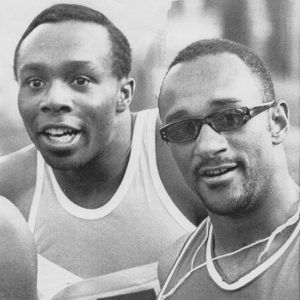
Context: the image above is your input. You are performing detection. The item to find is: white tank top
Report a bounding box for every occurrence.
[28,108,195,299]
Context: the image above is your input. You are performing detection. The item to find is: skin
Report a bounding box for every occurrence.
[17,21,133,170]
[15,21,135,208]
[0,196,37,300]
[158,52,299,283]
[0,20,205,224]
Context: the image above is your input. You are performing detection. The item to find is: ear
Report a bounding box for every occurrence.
[116,78,135,113]
[269,101,289,145]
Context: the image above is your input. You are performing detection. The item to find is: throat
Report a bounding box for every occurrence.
[52,165,124,209]
[63,179,120,209]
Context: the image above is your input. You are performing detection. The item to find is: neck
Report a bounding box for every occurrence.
[52,111,136,207]
[210,175,299,255]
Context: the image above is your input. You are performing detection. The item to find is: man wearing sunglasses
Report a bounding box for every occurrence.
[157,39,300,299]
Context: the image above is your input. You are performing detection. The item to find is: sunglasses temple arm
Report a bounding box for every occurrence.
[249,103,273,118]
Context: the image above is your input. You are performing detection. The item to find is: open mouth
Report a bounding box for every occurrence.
[201,165,237,178]
[43,128,80,144]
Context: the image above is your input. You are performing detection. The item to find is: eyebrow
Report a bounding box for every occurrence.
[166,110,190,124]
[19,61,101,77]
[60,61,100,74]
[209,98,242,108]
[19,63,47,77]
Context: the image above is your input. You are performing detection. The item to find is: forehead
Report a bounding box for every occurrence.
[17,21,112,73]
[160,53,263,121]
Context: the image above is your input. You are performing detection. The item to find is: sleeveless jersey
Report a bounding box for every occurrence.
[158,206,300,300]
[28,108,196,299]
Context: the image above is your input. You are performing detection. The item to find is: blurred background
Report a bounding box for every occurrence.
[0,0,299,183]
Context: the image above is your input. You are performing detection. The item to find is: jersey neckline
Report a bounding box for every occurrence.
[206,207,300,290]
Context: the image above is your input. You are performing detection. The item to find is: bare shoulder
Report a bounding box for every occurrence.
[0,196,37,299]
[0,145,37,216]
[155,114,207,225]
[158,233,191,287]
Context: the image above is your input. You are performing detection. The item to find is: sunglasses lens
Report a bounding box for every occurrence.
[162,109,247,143]
[165,120,198,143]
[212,110,244,131]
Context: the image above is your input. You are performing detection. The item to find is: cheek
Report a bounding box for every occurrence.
[18,91,26,114]
[232,129,273,171]
[170,145,193,177]
[253,137,274,170]
[86,102,116,136]
[18,94,36,126]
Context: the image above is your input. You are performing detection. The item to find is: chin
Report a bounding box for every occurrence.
[42,152,86,170]
[205,190,260,218]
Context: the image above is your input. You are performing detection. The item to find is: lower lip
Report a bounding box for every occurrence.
[199,167,238,186]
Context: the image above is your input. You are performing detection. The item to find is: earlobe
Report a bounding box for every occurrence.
[116,78,135,113]
[270,101,289,145]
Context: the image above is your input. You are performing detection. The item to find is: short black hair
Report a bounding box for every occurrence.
[163,39,275,103]
[13,3,131,80]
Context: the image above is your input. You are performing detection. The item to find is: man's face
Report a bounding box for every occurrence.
[159,53,276,217]
[17,21,122,169]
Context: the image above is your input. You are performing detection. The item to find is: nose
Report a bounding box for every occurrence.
[40,80,73,114]
[194,123,228,157]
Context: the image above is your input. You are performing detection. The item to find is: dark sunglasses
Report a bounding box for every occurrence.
[160,101,275,143]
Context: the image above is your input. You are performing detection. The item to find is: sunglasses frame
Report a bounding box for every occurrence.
[160,100,275,143]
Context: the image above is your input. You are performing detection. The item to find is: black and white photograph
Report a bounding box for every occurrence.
[0,0,299,299]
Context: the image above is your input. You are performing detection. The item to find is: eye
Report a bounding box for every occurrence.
[166,120,198,143]
[213,109,244,131]
[71,76,91,87]
[27,78,45,89]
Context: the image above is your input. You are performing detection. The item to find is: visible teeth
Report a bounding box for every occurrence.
[42,127,79,143]
[205,168,228,177]
[48,134,74,143]
[45,128,76,137]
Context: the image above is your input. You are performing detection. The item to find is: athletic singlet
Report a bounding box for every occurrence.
[28,108,196,299]
[158,204,300,300]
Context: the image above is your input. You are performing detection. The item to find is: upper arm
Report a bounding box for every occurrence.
[0,196,37,299]
[158,234,190,287]
[0,146,36,218]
